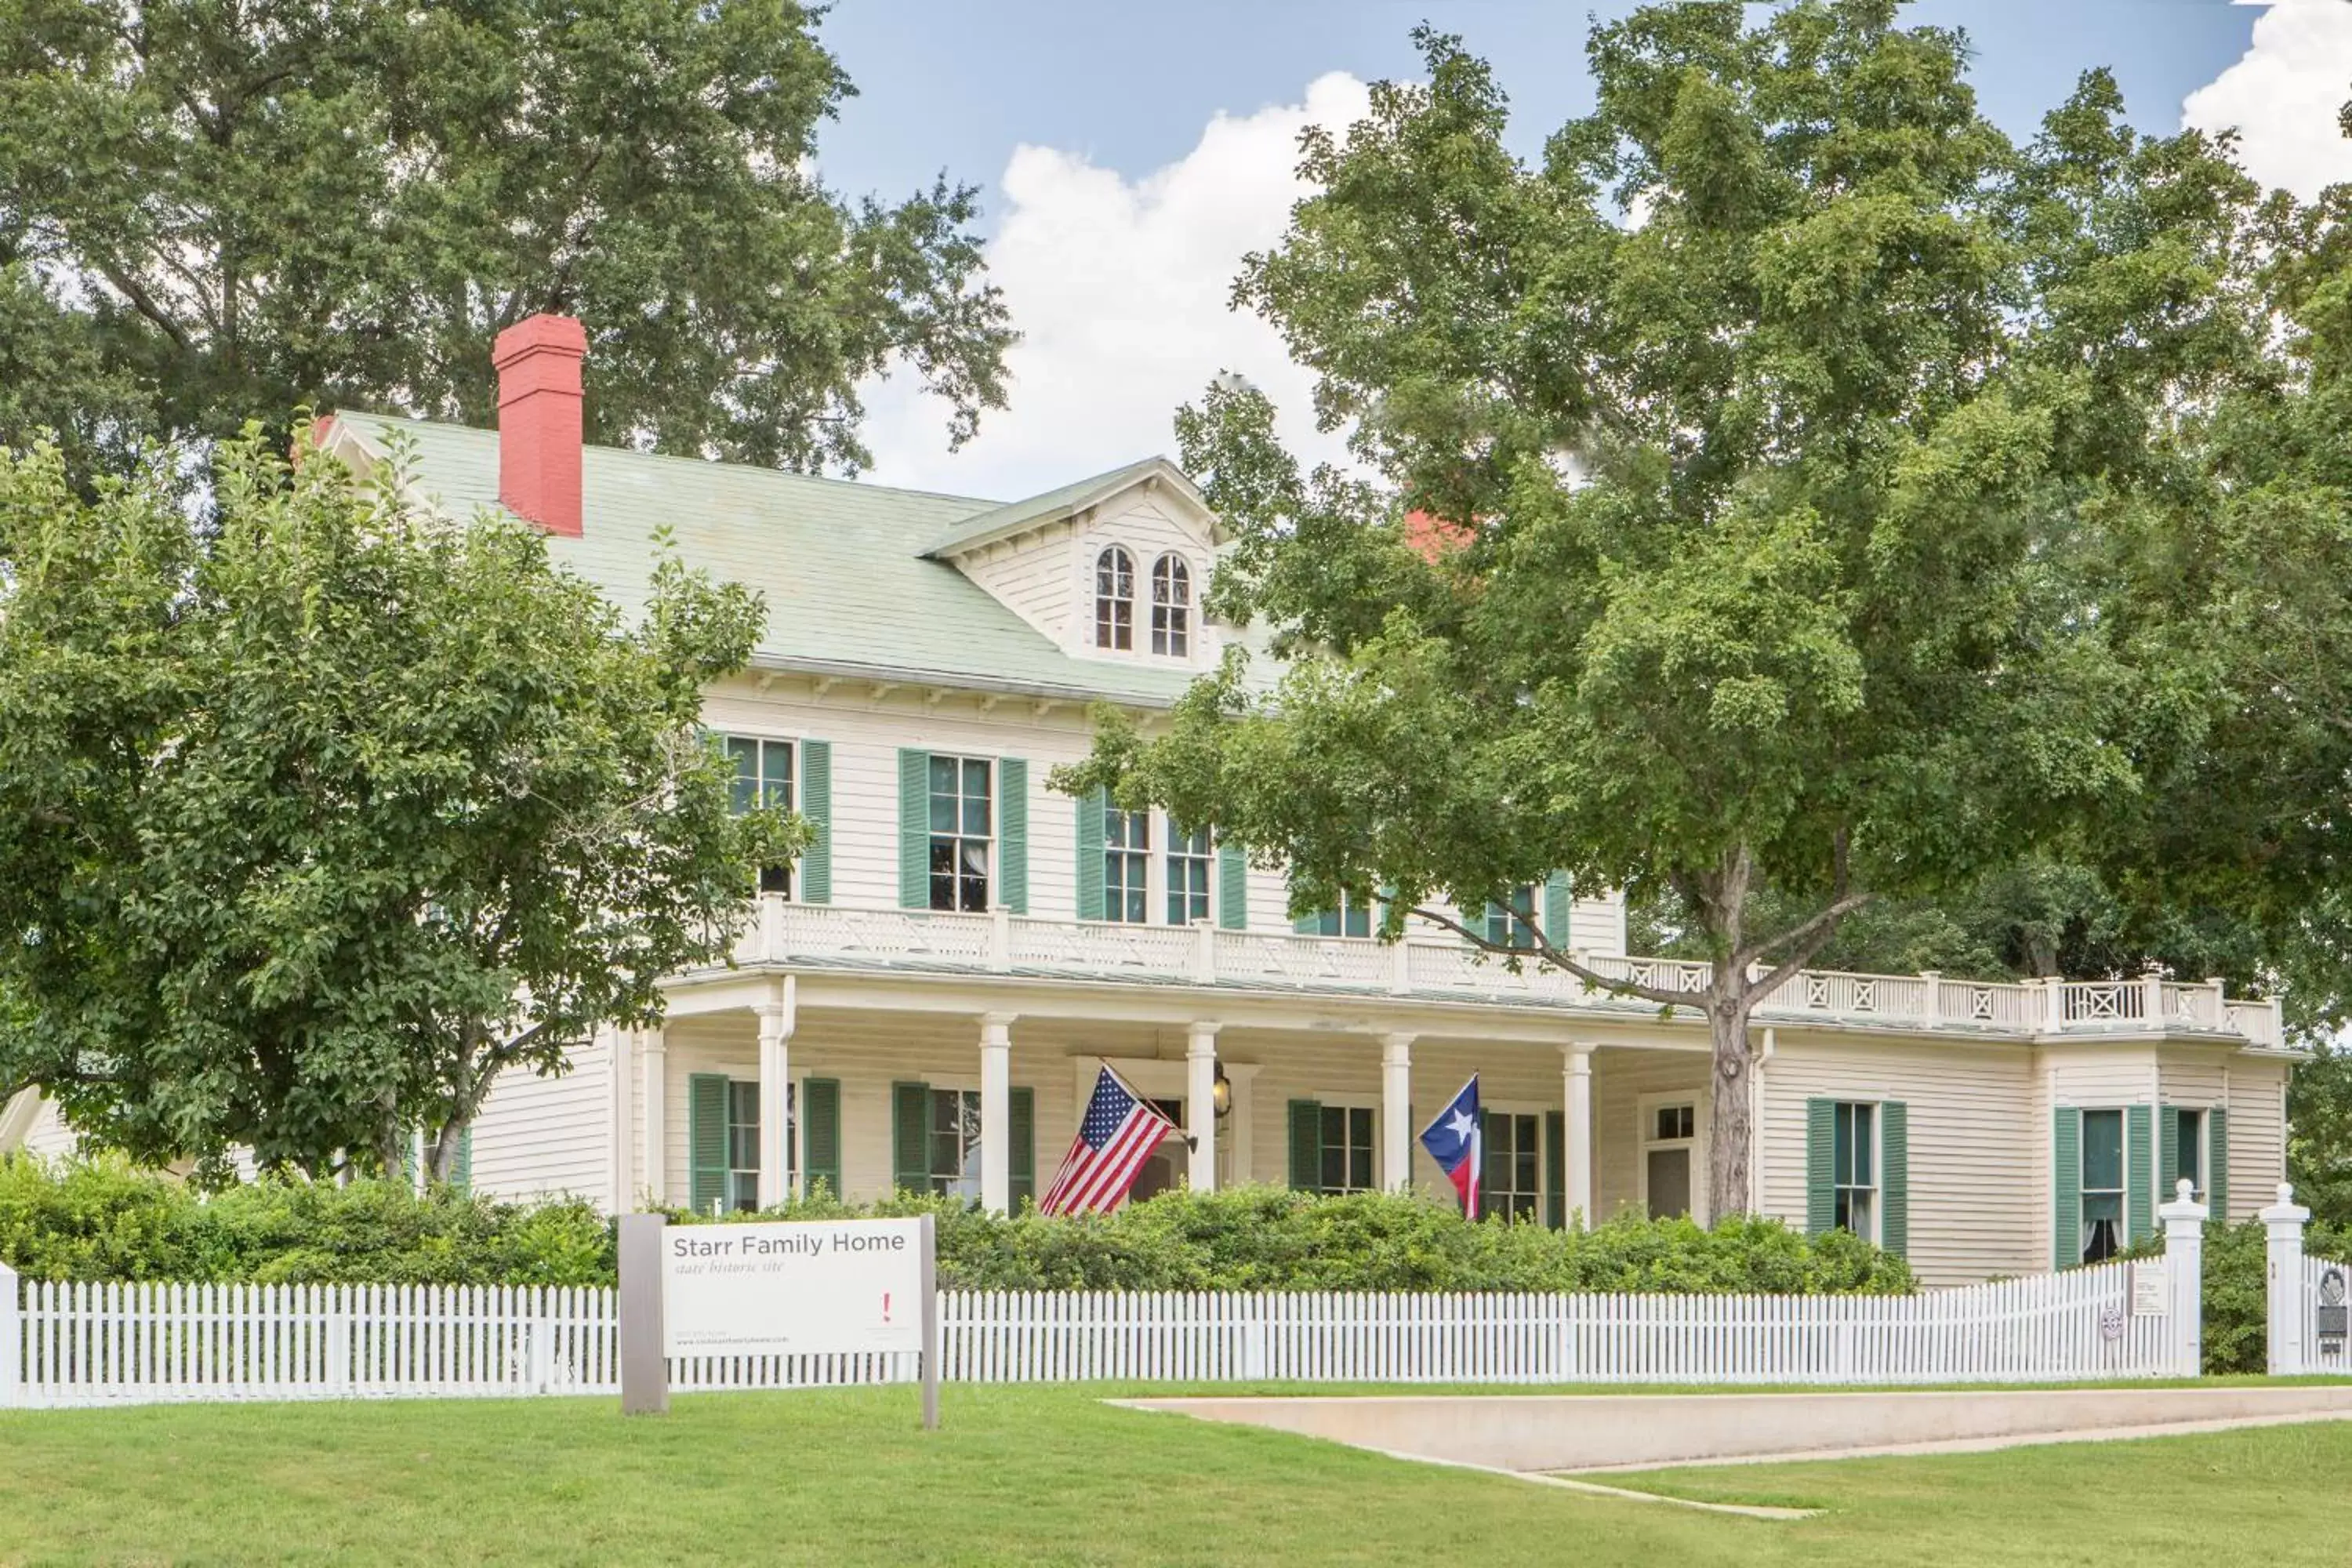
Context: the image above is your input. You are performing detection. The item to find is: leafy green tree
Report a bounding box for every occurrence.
[0,422,800,1182]
[1628,857,2270,989]
[0,0,1010,478]
[1062,5,2281,1220]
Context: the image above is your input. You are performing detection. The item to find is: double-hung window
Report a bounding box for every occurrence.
[1485,884,1538,949]
[1104,806,1151,924]
[724,735,793,895]
[1308,889,1376,938]
[927,755,993,912]
[2176,1107,2206,1201]
[1095,547,1135,650]
[1318,1105,1376,1193]
[2080,1108,2126,1264]
[1150,554,1192,656]
[1167,824,1213,924]
[1831,1102,1878,1241]
[724,1080,762,1212]
[927,1088,983,1199]
[1481,1112,1541,1221]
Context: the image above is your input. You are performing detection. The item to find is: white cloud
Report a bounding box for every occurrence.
[2183,1,2352,200]
[858,73,1372,501]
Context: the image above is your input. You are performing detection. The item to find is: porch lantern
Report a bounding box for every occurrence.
[1212,1064,1232,1119]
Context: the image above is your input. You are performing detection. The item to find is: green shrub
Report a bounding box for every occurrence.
[1,1157,1912,1294]
[0,1156,613,1286]
[672,1185,1916,1295]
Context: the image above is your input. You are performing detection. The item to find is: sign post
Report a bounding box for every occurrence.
[618,1212,668,1416]
[618,1212,938,1428]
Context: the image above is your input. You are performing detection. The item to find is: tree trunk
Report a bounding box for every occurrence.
[429,1112,470,1185]
[1706,978,1756,1222]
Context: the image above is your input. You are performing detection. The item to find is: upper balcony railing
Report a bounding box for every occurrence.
[703,896,2286,1049]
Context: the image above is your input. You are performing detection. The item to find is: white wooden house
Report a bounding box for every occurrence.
[0,314,2302,1286]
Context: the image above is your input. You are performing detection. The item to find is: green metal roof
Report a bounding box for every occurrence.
[341,415,1205,706]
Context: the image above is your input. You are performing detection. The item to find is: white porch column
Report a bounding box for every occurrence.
[640,1028,668,1206]
[979,1012,1014,1215]
[2159,1178,2209,1377]
[1381,1032,1415,1192]
[2262,1182,2312,1376]
[756,978,797,1209]
[1186,1022,1221,1192]
[1563,1044,1595,1227]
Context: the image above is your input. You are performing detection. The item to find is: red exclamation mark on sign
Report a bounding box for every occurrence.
[882,1292,892,1323]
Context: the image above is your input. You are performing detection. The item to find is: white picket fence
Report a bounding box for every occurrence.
[2296,1254,2352,1377]
[0,1260,2180,1408]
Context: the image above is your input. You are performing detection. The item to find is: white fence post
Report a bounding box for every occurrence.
[2261,1182,2311,1377]
[2158,1178,2208,1377]
[0,1262,19,1408]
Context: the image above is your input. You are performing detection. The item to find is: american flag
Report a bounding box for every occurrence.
[1040,1066,1181,1217]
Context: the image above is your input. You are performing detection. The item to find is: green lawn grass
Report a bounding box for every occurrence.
[0,1385,2344,1566]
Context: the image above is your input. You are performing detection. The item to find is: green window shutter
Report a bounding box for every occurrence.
[1287,1099,1323,1192]
[1805,1098,1835,1236]
[2209,1106,2230,1218]
[2127,1103,2154,1243]
[1008,1087,1036,1210]
[898,750,930,909]
[688,1073,730,1216]
[1543,872,1573,946]
[803,1078,842,1200]
[1218,843,1247,930]
[2158,1105,2180,1203]
[1545,1109,1566,1229]
[1076,786,1107,921]
[453,1127,474,1195]
[891,1080,931,1194]
[997,757,1029,914]
[2053,1106,2082,1269]
[1878,1102,1907,1260]
[798,739,832,904]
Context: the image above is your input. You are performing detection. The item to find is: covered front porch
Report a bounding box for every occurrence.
[628,971,1715,1225]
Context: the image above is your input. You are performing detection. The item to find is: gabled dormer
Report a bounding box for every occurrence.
[923,457,1228,671]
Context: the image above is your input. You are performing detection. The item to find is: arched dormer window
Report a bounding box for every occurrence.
[1095,546,1134,650]
[1151,554,1191,657]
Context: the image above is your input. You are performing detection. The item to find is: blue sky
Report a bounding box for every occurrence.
[815,1,2257,230]
[813,2,2347,499]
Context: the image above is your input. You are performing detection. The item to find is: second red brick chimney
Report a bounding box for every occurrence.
[492,313,588,537]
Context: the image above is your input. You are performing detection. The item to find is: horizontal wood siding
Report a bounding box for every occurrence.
[1762,1038,2042,1286]
[2226,1056,2291,1221]
[468,1037,612,1203]
[1570,889,1629,954]
[954,523,1076,645]
[16,1097,75,1160]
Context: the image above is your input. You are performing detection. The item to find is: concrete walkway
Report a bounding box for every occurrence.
[1117,1384,2352,1476]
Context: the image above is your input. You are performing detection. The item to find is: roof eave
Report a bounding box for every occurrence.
[923,457,1221,561]
[743,652,1181,711]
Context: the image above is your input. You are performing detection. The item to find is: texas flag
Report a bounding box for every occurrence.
[1417,1075,1483,1220]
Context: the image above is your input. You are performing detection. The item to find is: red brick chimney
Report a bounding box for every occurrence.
[492,314,587,537]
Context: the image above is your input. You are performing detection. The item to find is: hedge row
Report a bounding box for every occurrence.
[0,1156,1913,1294]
